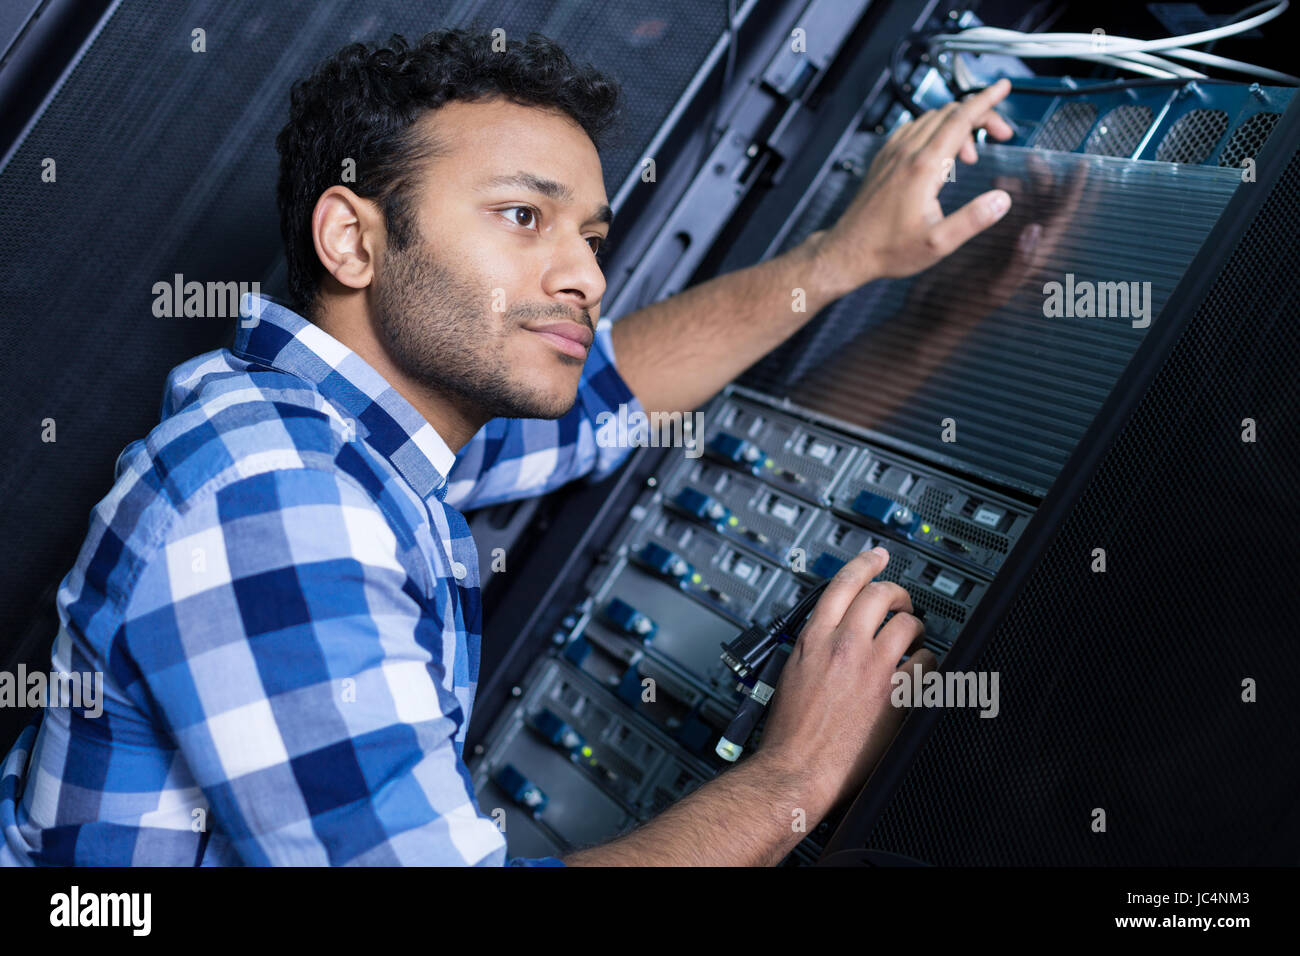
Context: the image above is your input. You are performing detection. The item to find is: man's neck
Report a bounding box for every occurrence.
[313,297,487,453]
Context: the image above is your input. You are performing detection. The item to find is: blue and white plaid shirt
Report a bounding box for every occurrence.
[0,293,641,865]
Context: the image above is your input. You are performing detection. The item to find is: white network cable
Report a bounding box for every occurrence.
[931,0,1300,85]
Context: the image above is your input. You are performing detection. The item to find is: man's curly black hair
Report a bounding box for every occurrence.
[275,28,622,318]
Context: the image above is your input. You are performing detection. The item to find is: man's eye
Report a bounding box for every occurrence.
[503,206,537,228]
[586,236,603,254]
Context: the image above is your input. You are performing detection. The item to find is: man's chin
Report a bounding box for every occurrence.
[501,354,585,420]
[485,375,581,421]
[514,388,580,421]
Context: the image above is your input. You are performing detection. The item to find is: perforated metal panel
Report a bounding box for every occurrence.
[1033,101,1096,152]
[855,133,1300,866]
[1082,104,1152,157]
[746,139,1241,496]
[1154,108,1230,163]
[1220,110,1282,168]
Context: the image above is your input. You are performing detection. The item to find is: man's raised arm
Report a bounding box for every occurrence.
[609,80,1015,415]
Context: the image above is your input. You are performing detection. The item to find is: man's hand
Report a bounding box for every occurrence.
[812,78,1017,297]
[758,547,937,819]
[563,546,936,866]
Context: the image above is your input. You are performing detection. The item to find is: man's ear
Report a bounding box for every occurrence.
[312,185,384,292]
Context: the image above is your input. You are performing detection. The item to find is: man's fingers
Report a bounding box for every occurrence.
[958,106,1016,164]
[913,107,964,162]
[922,78,1012,167]
[903,100,959,141]
[963,76,1013,117]
[890,82,1013,180]
[837,579,913,650]
[895,647,938,677]
[882,111,934,157]
[976,106,1015,141]
[926,187,1011,259]
[992,175,1023,203]
[876,609,926,664]
[884,106,953,169]
[802,547,890,637]
[920,78,1008,156]
[984,117,1016,142]
[899,85,1009,171]
[904,626,932,657]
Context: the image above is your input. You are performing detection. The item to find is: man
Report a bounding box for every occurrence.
[0,28,1014,865]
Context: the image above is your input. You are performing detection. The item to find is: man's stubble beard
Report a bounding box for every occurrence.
[374,230,581,422]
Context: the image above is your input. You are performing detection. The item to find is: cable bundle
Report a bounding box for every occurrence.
[933,0,1299,86]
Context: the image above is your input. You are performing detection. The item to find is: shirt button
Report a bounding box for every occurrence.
[451,561,467,580]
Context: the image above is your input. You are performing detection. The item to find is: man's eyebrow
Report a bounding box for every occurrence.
[481,171,612,227]
[482,171,572,202]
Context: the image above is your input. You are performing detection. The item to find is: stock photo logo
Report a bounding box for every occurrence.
[1042,273,1154,329]
[0,665,103,718]
[595,404,707,458]
[152,274,263,326]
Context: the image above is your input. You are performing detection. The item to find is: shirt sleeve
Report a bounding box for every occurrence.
[444,319,644,512]
[115,466,511,866]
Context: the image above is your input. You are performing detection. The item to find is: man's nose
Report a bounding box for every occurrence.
[544,237,606,309]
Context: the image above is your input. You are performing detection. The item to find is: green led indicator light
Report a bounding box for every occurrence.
[728,516,739,526]
[691,572,703,584]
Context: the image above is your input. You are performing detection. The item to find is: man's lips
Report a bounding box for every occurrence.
[526,320,593,359]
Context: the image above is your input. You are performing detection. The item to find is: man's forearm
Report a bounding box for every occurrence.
[608,232,856,415]
[561,750,822,866]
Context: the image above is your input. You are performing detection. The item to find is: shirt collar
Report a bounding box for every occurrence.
[232,292,456,502]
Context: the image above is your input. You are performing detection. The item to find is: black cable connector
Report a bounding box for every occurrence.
[716,574,932,760]
[716,643,791,762]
